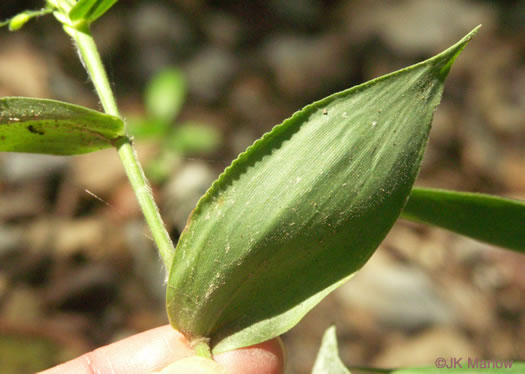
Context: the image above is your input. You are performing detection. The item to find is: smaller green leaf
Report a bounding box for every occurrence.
[0,97,125,155]
[145,68,186,123]
[69,0,97,20]
[8,12,32,31]
[69,0,118,22]
[1,8,54,31]
[402,188,525,253]
[88,0,117,22]
[312,326,351,374]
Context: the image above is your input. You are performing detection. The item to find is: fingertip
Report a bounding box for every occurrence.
[214,337,285,374]
[157,357,229,374]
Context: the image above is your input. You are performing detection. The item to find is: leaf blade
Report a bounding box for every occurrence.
[167,27,479,353]
[402,188,525,253]
[87,0,118,23]
[0,97,124,155]
[353,363,525,373]
[69,0,117,22]
[69,0,99,20]
[312,326,351,374]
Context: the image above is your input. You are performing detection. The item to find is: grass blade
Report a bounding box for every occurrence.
[352,363,525,373]
[402,188,525,253]
[69,0,118,22]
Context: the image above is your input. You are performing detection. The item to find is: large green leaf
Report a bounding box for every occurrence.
[166,27,479,353]
[403,188,525,253]
[0,97,124,155]
[312,326,351,374]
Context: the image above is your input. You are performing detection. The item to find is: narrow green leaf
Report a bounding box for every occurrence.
[353,363,525,373]
[167,27,479,353]
[312,326,351,374]
[402,188,525,253]
[69,0,117,22]
[0,97,124,155]
[145,68,186,123]
[86,0,117,22]
[69,0,98,20]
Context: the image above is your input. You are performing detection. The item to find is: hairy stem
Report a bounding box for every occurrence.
[67,24,175,271]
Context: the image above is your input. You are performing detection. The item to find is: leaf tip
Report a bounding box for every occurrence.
[435,25,481,79]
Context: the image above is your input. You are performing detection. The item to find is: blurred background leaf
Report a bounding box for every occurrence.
[145,67,186,123]
[128,67,220,183]
[168,122,220,154]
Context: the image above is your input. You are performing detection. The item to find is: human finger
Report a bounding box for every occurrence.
[39,325,193,374]
[39,325,285,374]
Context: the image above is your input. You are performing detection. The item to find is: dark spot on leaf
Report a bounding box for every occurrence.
[0,135,5,141]
[28,125,45,135]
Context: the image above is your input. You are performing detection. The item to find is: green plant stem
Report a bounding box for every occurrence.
[68,25,175,270]
[193,340,213,359]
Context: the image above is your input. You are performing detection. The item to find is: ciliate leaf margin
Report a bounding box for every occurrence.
[186,26,480,221]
